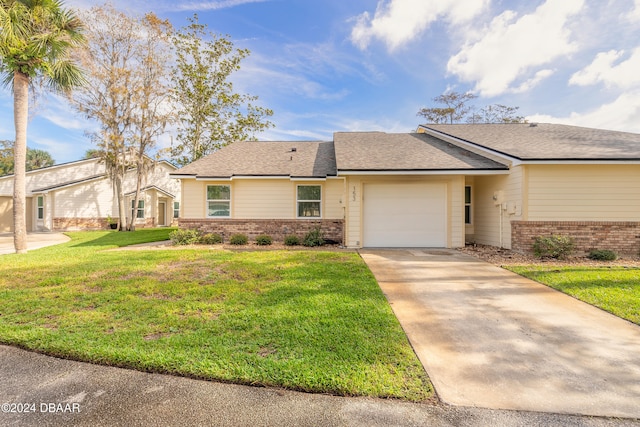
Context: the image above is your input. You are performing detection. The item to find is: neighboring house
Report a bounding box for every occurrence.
[171,123,640,254]
[0,157,180,232]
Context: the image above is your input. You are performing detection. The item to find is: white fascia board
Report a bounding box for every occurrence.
[230,176,289,180]
[289,177,327,181]
[521,160,640,165]
[337,170,510,176]
[169,174,197,179]
[195,176,232,181]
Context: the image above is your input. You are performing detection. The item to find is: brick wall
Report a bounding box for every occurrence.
[512,221,640,255]
[53,217,109,230]
[53,217,158,231]
[179,218,345,244]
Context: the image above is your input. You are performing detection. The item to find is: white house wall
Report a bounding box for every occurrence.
[0,159,104,196]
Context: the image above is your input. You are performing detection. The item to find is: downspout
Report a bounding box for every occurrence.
[499,205,503,248]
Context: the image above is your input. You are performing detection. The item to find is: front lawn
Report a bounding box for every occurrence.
[506,266,640,325]
[0,230,431,401]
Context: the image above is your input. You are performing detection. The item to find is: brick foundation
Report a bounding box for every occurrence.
[53,217,110,231]
[179,218,345,244]
[53,217,159,231]
[512,221,640,255]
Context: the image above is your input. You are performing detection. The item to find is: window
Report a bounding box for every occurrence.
[207,185,230,217]
[173,201,180,219]
[131,199,144,219]
[37,196,44,220]
[297,185,321,218]
[465,186,472,224]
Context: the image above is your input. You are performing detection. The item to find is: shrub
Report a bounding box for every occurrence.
[229,233,248,245]
[532,235,574,259]
[303,227,324,247]
[588,249,617,261]
[169,229,200,246]
[255,234,273,246]
[199,233,223,245]
[284,234,300,246]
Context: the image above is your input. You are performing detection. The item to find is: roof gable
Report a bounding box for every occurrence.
[422,123,640,161]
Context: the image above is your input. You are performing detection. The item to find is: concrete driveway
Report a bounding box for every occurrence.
[359,249,640,418]
[0,232,70,255]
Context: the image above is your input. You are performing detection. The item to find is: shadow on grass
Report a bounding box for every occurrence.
[70,229,174,249]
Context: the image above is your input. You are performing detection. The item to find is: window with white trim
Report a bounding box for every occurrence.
[37,196,44,220]
[465,186,472,225]
[297,185,321,218]
[131,199,144,219]
[173,201,180,219]
[207,185,230,217]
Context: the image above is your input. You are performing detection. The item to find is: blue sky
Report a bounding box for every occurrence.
[2,0,640,164]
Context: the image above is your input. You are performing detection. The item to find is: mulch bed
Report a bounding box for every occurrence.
[457,244,640,267]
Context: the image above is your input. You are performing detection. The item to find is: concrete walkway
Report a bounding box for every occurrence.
[359,249,640,419]
[1,345,637,427]
[0,232,69,255]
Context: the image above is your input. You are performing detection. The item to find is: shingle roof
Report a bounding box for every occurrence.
[172,141,337,178]
[334,132,508,171]
[424,123,640,160]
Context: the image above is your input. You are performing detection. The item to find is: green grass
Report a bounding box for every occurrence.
[507,265,640,325]
[0,230,431,401]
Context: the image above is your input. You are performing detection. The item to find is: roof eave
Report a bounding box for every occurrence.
[337,168,510,176]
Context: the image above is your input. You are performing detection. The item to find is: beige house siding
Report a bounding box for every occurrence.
[527,164,640,220]
[471,166,523,248]
[233,179,293,218]
[323,178,345,219]
[181,178,345,220]
[343,175,464,248]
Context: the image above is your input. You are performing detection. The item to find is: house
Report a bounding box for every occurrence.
[171,123,640,254]
[0,157,180,232]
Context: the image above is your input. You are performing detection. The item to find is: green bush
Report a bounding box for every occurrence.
[532,235,575,259]
[199,233,223,245]
[303,227,324,247]
[169,229,200,246]
[588,249,617,261]
[255,234,273,246]
[284,235,300,246]
[229,233,248,245]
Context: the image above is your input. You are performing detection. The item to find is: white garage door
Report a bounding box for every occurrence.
[363,183,446,247]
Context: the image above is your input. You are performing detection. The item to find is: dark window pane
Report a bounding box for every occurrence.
[207,185,230,200]
[465,186,471,204]
[208,201,230,217]
[298,201,320,217]
[297,185,321,200]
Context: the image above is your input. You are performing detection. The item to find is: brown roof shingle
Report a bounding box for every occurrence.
[424,123,640,160]
[334,132,508,171]
[173,141,337,178]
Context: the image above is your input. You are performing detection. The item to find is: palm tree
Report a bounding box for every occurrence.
[26,148,54,170]
[0,0,85,253]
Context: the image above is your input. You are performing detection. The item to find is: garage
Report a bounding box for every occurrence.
[363,182,447,247]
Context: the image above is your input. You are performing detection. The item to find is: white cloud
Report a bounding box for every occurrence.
[569,48,640,89]
[447,0,583,97]
[350,0,489,51]
[631,0,640,21]
[527,90,640,133]
[169,0,268,12]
